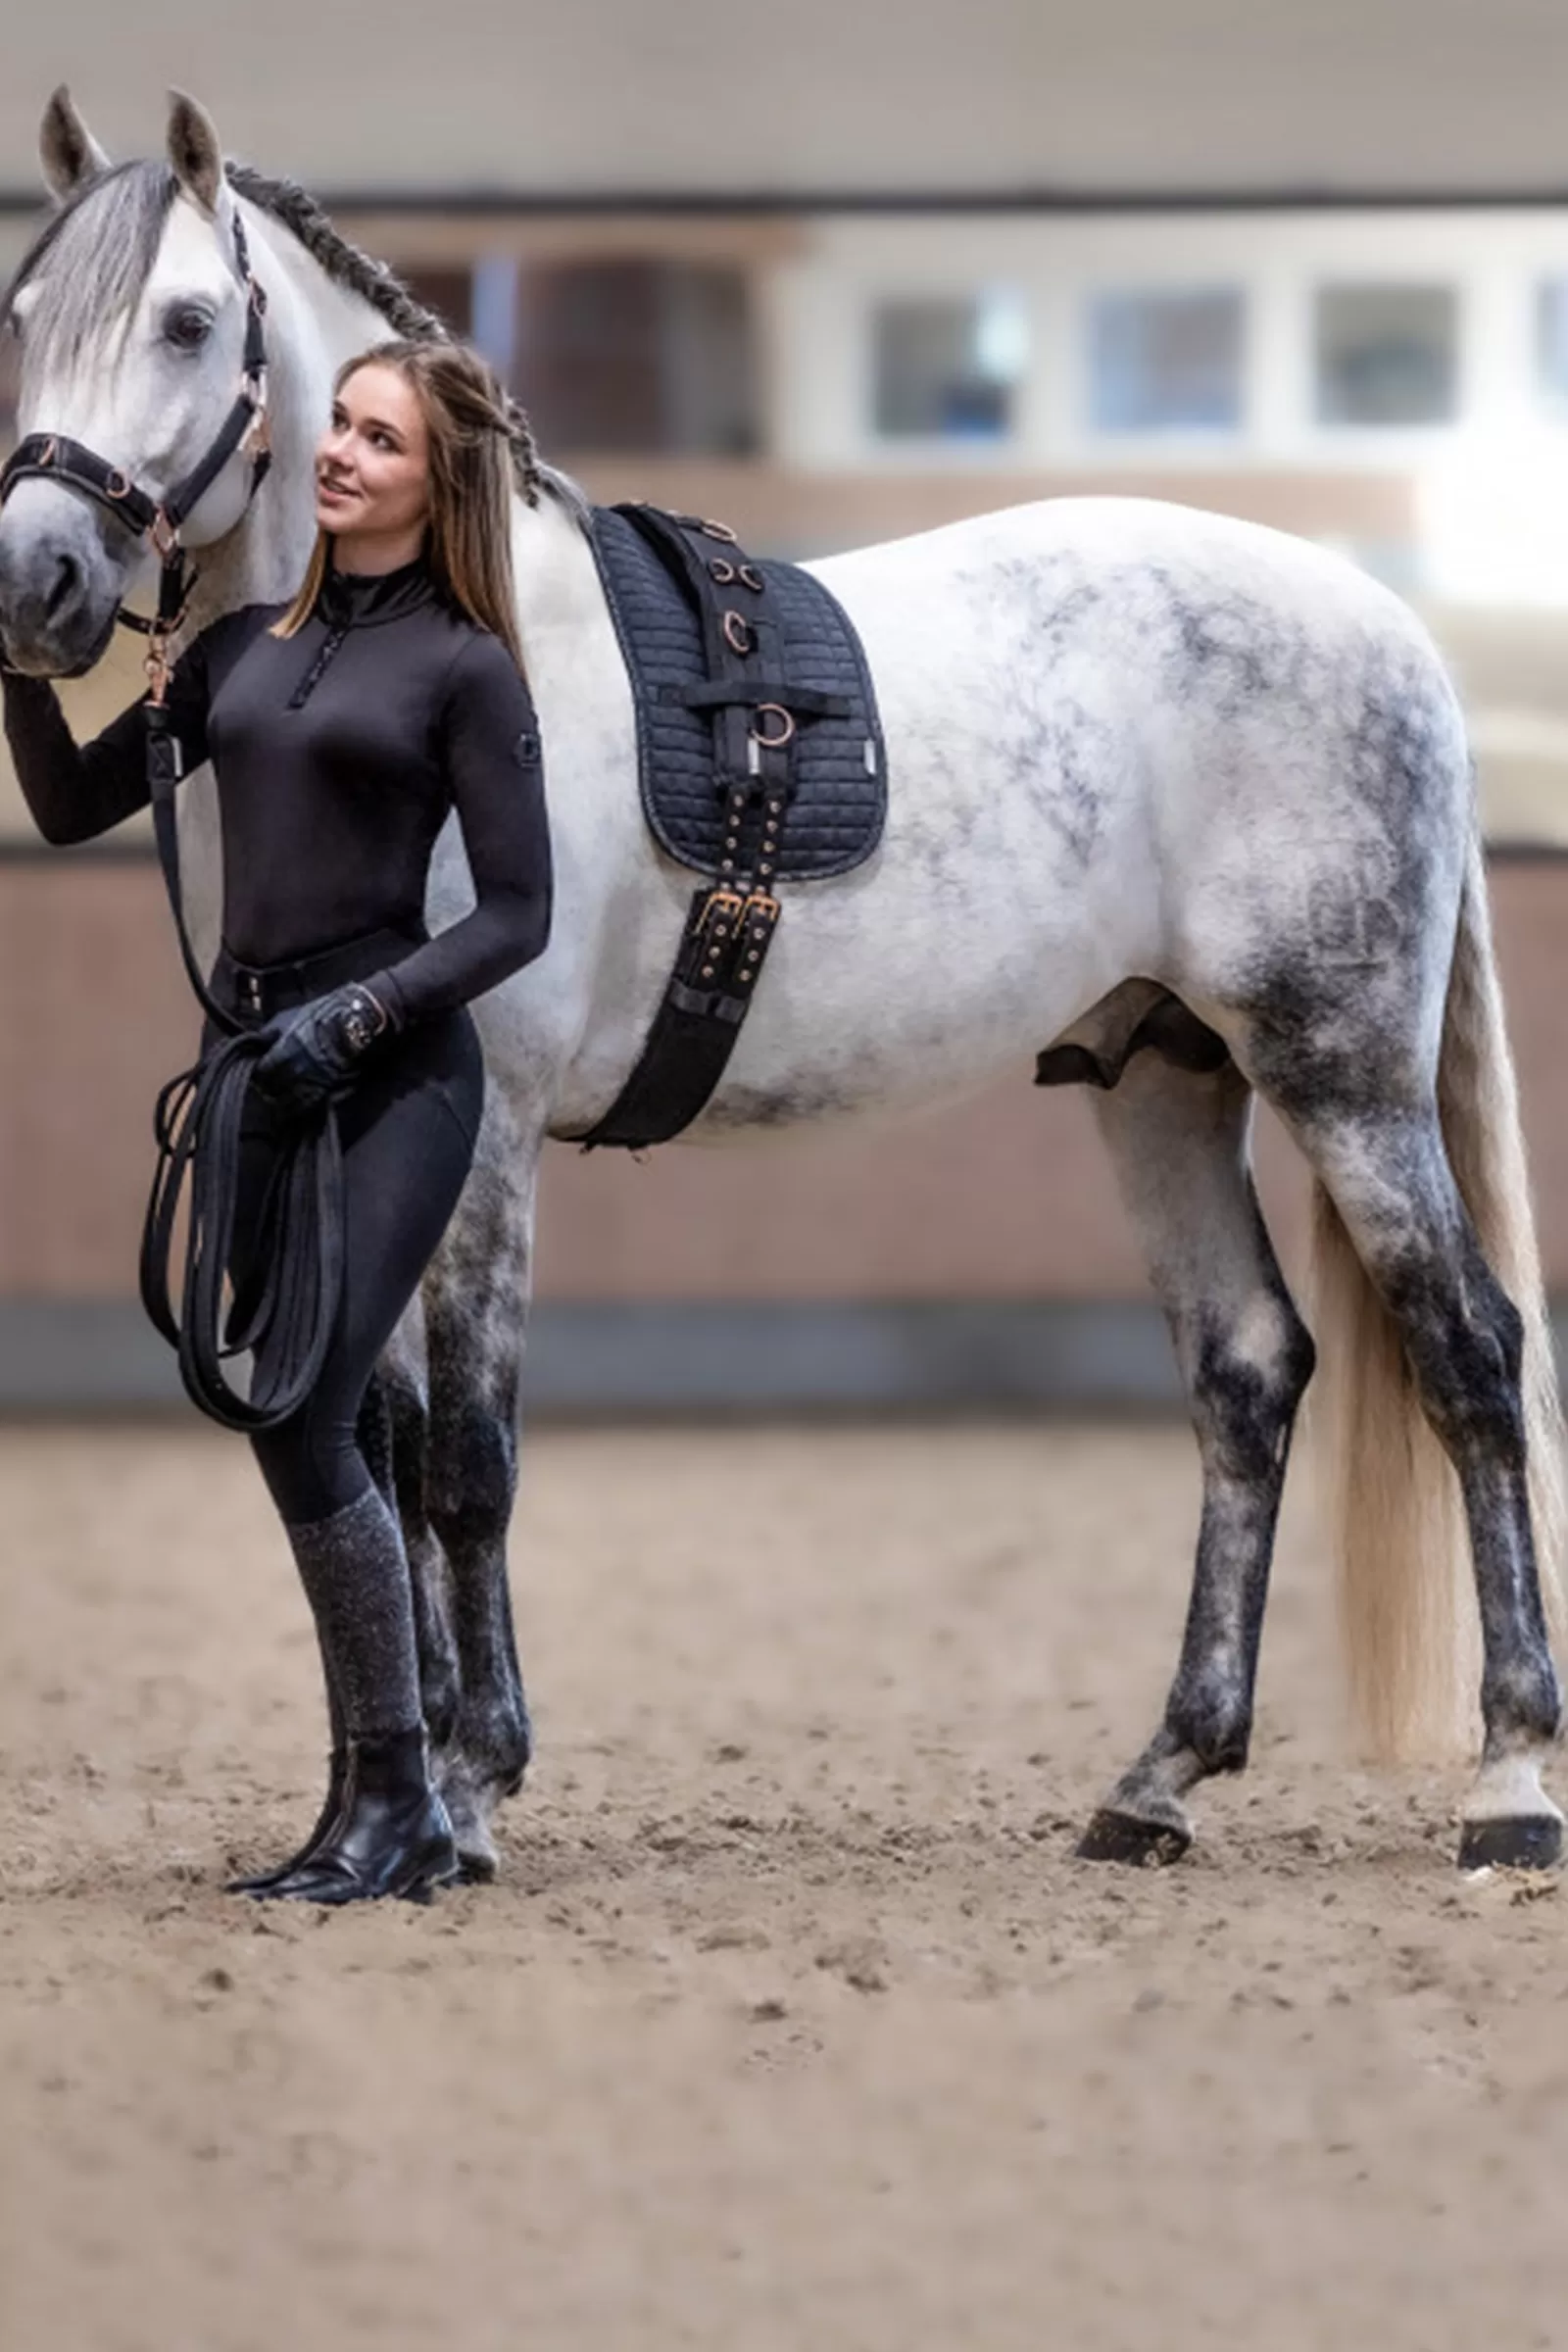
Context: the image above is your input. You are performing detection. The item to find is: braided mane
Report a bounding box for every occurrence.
[226,161,545,505]
[223,161,450,345]
[2,153,558,510]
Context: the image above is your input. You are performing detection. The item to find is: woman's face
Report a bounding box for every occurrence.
[314,363,431,543]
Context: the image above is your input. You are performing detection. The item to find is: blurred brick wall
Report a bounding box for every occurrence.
[2,856,1565,1305]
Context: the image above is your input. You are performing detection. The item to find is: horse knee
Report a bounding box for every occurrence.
[428,1405,517,1559]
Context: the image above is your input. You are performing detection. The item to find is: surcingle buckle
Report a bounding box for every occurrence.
[684,887,748,990]
[669,885,781,1021]
[733,892,780,996]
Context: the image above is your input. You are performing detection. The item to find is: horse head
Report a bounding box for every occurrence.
[0,88,270,677]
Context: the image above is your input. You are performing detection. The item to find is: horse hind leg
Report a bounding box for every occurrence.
[1077,1048,1315,1864]
[1242,833,1564,1868]
[1290,1095,1561,1867]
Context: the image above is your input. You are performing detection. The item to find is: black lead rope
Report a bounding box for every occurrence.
[136,706,349,1434]
[138,1033,345,1432]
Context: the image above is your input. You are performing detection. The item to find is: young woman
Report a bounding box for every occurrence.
[3,340,553,1905]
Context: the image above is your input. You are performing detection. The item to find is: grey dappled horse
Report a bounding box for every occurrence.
[2,88,1562,1880]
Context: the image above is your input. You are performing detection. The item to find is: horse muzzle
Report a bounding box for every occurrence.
[0,476,127,677]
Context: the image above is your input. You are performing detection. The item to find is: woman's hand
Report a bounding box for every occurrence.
[250,981,400,1119]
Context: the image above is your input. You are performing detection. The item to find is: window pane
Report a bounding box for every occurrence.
[514,260,758,456]
[1089,290,1243,431]
[872,292,1026,440]
[1315,284,1457,425]
[1538,278,1568,409]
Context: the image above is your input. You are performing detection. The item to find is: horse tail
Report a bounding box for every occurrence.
[1311,827,1565,1760]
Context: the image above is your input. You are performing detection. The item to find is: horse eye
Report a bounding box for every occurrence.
[165,307,213,352]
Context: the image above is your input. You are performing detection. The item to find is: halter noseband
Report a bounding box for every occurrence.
[0,206,272,691]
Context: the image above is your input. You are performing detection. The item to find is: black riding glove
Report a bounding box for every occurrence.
[250,979,401,1119]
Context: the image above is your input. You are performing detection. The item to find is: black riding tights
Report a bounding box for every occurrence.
[230,1004,484,1524]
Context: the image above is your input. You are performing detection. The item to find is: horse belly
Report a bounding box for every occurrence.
[684,759,1152,1142]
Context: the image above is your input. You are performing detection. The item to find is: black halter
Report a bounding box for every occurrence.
[0,205,272,653]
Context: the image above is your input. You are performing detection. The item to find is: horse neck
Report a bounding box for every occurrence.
[184,201,390,631]
[510,485,608,669]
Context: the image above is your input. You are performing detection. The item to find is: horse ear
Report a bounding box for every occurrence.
[166,89,224,216]
[40,84,111,204]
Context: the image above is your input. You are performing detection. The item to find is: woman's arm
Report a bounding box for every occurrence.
[2,638,212,848]
[366,632,554,1026]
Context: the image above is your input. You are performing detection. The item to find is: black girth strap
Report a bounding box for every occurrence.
[579,505,820,1151]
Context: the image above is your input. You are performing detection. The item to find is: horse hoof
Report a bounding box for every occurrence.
[1076,1808,1191,1867]
[450,1803,501,1885]
[1457,1815,1563,1873]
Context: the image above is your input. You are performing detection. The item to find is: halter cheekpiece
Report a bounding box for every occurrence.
[0,204,272,700]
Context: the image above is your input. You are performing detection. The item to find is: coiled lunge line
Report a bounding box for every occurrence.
[139,1031,346,1432]
[134,666,356,1432]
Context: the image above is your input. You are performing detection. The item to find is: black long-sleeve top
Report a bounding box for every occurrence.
[2,554,553,1026]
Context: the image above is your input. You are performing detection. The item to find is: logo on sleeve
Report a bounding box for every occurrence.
[514,729,541,767]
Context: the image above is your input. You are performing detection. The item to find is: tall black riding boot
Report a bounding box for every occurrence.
[225,1746,348,1895]
[262,1728,458,1905]
[235,1484,453,1903]
[229,1386,403,1894]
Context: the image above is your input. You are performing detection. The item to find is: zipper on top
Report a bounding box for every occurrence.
[287,622,349,710]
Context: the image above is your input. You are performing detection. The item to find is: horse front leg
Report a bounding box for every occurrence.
[420,1095,541,1882]
[1075,1051,1316,1863]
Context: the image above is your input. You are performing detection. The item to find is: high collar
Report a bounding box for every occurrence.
[316,550,436,629]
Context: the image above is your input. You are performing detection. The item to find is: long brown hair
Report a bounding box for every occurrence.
[271,339,538,671]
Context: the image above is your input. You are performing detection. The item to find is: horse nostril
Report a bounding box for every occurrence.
[44,550,81,622]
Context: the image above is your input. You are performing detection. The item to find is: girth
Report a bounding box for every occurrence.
[579,503,885,1151]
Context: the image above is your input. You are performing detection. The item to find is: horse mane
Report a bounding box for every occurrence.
[230,162,569,513]
[1,160,177,368]
[223,161,450,345]
[3,154,573,515]
[1,156,450,356]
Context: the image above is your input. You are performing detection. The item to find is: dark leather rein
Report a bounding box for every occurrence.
[0,207,349,1434]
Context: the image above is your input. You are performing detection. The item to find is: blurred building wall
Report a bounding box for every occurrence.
[2,3,1568,201]
[2,853,1566,1411]
[5,8,1568,1406]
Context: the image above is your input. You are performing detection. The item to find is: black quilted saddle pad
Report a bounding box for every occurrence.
[588,505,887,883]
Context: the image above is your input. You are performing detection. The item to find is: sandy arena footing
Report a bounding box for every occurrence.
[3,1422,1567,2351]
